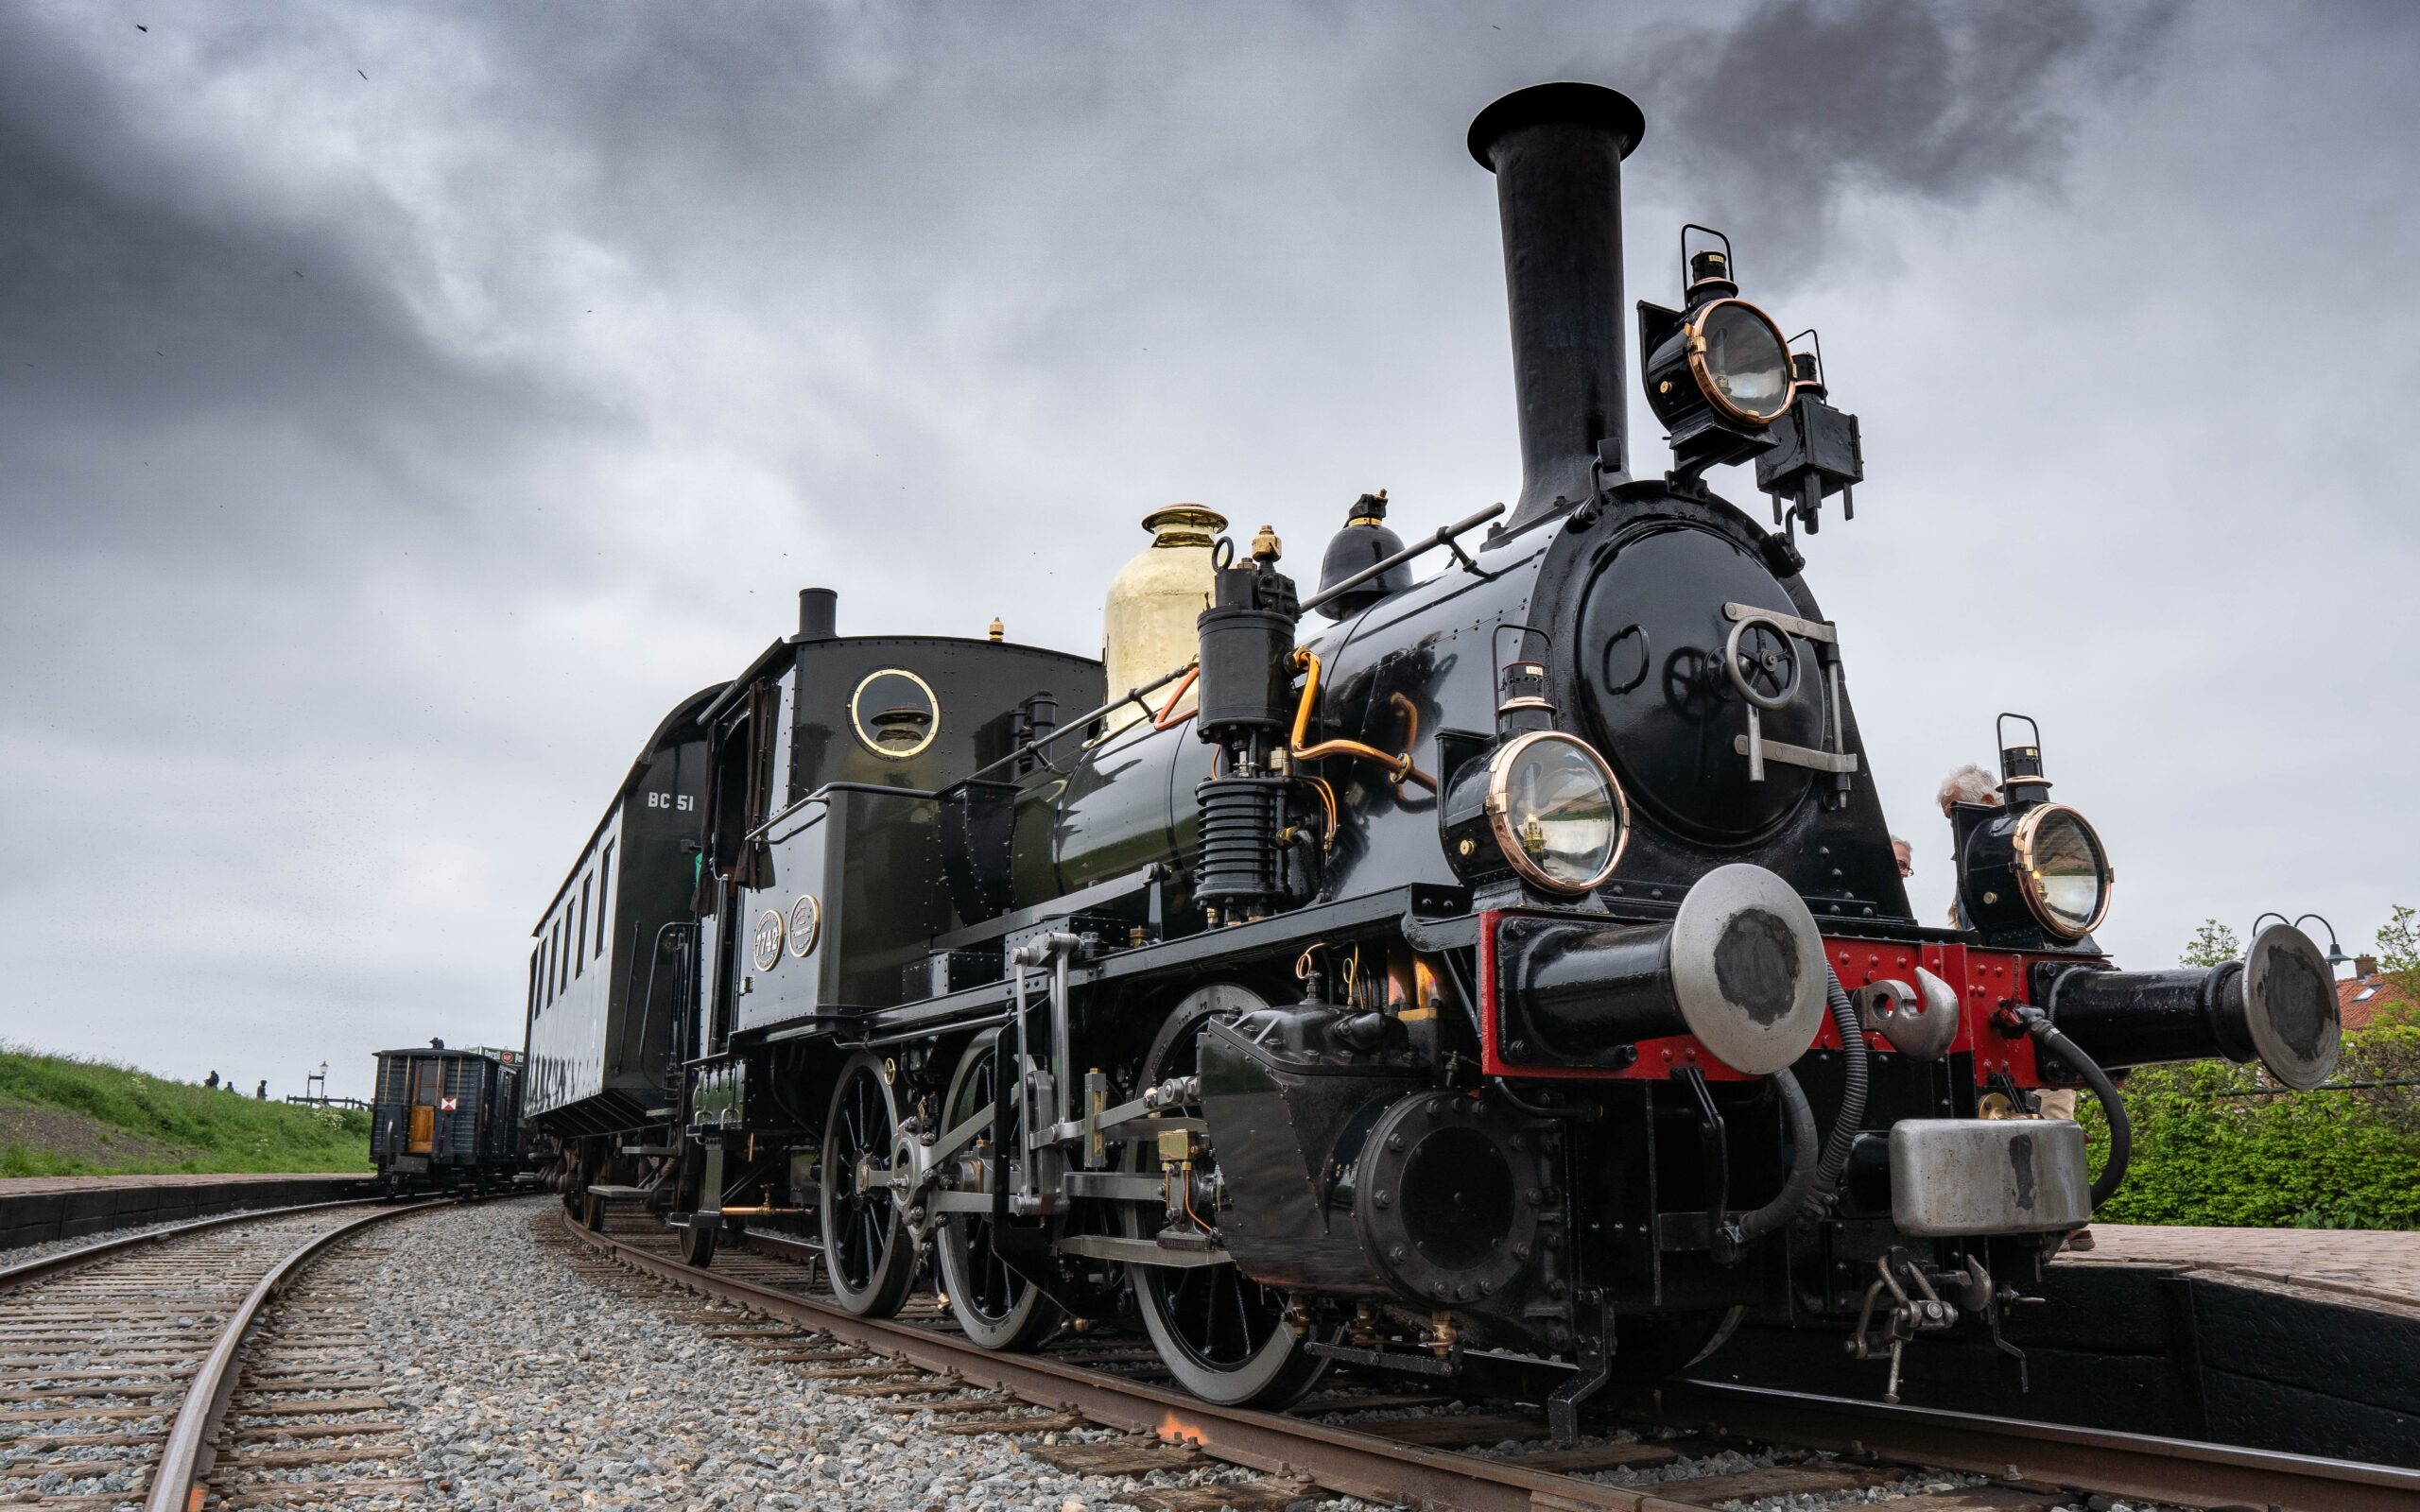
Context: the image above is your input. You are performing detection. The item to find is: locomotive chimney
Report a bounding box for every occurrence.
[794,587,838,643]
[1469,82,1646,530]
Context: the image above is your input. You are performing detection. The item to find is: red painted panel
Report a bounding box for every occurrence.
[1476,910,2103,1088]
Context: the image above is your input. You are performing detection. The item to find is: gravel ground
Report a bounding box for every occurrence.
[356,1198,1371,1512]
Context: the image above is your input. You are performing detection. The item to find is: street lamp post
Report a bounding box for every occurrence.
[2253,911,2352,976]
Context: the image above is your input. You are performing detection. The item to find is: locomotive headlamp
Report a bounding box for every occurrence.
[1476,731,1629,893]
[1685,300,1795,424]
[1639,226,1820,481]
[2014,804,2112,938]
[1956,799,2114,943]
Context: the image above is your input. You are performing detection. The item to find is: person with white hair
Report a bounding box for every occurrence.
[1890,833,1912,879]
[1935,763,1999,814]
[1936,763,2090,1246]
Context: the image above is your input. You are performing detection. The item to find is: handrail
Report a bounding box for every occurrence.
[743,780,942,847]
[146,1201,441,1512]
[1296,501,1502,614]
[963,661,1196,783]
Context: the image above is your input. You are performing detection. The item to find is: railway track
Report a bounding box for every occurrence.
[561,1208,2420,1512]
[0,1199,440,1510]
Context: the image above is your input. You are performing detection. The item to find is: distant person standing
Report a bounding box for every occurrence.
[255,1080,268,1100]
[204,1070,219,1090]
[1935,765,2001,928]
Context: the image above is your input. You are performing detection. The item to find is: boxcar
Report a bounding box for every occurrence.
[371,1043,526,1196]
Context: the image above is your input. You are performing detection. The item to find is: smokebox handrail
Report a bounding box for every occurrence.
[1296,502,1505,615]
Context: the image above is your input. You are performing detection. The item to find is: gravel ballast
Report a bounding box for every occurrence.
[356,1199,1368,1512]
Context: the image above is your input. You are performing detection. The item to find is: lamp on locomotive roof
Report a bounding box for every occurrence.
[1637,227,1862,539]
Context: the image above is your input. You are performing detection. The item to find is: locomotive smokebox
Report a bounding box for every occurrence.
[1495,864,1828,1075]
[2037,923,2342,1091]
[1469,81,1647,528]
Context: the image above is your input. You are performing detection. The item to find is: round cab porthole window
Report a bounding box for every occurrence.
[786,894,821,958]
[751,908,786,972]
[850,669,940,761]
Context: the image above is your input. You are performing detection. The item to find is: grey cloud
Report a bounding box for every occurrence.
[1625,0,2180,275]
[0,1,2410,1093]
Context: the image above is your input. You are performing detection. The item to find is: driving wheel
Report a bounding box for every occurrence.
[1122,985,1328,1408]
[935,1032,1059,1350]
[819,1051,917,1316]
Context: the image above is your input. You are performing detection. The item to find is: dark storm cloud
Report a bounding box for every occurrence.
[0,1,2410,1095]
[1627,0,2180,272]
[0,16,600,558]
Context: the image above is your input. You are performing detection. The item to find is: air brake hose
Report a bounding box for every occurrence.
[1803,966,1869,1217]
[1724,1068,1818,1253]
[2016,1009,2133,1208]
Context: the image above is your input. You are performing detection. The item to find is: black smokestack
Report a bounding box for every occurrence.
[1468,82,1646,529]
[795,587,838,642]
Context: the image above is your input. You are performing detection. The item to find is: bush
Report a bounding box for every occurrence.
[2079,1025,2420,1229]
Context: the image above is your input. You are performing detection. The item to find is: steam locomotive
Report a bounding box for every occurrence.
[518,81,2342,1425]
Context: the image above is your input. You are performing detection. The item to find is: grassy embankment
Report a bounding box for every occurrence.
[0,1045,371,1177]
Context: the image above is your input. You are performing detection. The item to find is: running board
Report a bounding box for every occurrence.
[1055,1233,1233,1269]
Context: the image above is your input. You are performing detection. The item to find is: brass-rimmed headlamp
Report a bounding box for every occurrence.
[1442,730,1629,893]
[1639,227,1807,478]
[1957,799,2115,944]
[2012,803,2113,938]
[1683,298,1795,425]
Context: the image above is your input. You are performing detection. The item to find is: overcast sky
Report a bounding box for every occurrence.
[3,1,2412,1098]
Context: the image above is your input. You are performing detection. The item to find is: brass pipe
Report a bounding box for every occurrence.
[1151,664,1200,730]
[1288,649,1437,790]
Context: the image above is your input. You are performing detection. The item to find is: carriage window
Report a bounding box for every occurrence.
[558,913,572,992]
[575,874,591,978]
[545,920,560,1005]
[850,668,940,760]
[595,841,614,954]
[527,947,542,1019]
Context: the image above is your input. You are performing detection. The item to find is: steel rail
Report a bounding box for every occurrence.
[567,1211,2420,1512]
[144,1201,441,1512]
[0,1194,383,1289]
[1651,1379,2420,1512]
[563,1212,1685,1512]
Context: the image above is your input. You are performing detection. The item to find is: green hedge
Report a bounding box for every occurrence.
[2077,1025,2420,1229]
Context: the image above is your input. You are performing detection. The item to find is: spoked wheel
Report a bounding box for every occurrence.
[820,1051,917,1317]
[935,1032,1059,1350]
[680,1215,719,1268]
[1124,985,1328,1408]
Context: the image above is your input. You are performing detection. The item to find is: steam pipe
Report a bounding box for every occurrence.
[1725,1068,1818,1252]
[1469,83,1647,528]
[1806,967,1868,1216]
[2016,1009,2132,1208]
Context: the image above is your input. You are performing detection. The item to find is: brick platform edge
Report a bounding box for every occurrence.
[0,1172,381,1249]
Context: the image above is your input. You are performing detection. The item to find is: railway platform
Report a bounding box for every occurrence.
[0,1169,378,1247]
[2059,1221,2420,1312]
[1703,1223,2420,1469]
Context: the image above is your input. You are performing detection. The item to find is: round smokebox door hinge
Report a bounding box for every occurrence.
[1353,1090,1545,1307]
